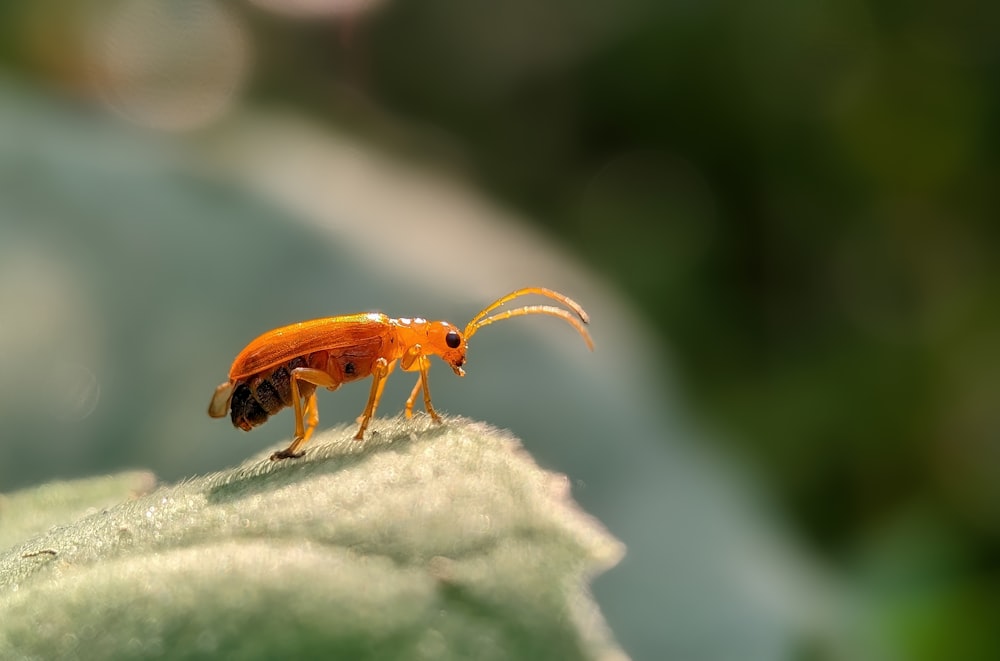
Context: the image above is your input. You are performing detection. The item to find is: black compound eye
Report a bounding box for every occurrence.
[445,330,461,349]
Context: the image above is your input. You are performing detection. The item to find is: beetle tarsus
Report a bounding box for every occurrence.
[270,449,305,461]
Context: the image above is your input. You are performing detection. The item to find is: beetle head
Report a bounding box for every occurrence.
[429,321,467,376]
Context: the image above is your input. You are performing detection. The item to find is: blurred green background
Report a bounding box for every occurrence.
[1,1,998,660]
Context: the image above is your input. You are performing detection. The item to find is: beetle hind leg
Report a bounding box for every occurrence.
[270,367,338,461]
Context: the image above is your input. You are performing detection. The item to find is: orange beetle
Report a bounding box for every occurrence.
[208,287,593,460]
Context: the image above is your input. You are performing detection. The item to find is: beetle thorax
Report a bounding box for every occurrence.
[391,316,427,343]
[391,317,467,375]
[389,317,432,359]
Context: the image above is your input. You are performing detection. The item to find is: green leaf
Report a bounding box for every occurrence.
[0,417,625,660]
[0,471,156,554]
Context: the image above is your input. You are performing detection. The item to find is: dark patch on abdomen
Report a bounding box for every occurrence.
[229,356,311,431]
[270,366,293,406]
[253,380,283,414]
[230,382,268,431]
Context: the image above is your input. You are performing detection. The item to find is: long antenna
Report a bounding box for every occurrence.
[464,287,594,350]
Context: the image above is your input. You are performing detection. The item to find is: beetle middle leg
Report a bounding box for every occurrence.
[270,367,339,461]
[404,376,422,419]
[354,357,396,440]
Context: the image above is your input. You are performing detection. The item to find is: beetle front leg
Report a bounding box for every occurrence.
[404,355,441,423]
[419,356,441,423]
[402,346,421,418]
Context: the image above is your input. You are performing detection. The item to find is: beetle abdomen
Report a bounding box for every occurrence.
[230,382,267,431]
[230,356,312,431]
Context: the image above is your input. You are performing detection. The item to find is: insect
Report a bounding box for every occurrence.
[208,287,593,460]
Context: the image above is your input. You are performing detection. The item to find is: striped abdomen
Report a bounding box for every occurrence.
[229,356,311,431]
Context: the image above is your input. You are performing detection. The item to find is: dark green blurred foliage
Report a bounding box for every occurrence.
[249,0,999,550]
[252,1,1000,654]
[2,0,999,658]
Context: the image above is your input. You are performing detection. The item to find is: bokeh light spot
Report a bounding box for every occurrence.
[50,363,101,422]
[88,0,251,131]
[249,0,383,18]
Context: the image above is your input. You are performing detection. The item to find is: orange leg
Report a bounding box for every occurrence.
[404,355,441,423]
[354,358,395,440]
[270,367,339,461]
[303,392,319,436]
[404,375,422,419]
[355,359,396,424]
